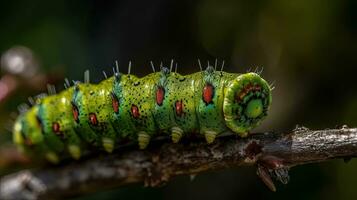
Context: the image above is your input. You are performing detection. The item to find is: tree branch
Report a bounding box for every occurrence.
[1,127,357,200]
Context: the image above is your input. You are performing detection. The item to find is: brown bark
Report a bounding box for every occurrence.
[1,127,356,200]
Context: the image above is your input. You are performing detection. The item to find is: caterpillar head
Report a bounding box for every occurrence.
[223,72,272,136]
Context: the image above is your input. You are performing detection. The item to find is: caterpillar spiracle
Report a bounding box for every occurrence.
[12,62,272,164]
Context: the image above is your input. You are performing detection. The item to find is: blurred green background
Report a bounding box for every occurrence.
[0,0,356,199]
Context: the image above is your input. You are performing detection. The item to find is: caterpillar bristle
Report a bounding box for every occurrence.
[197,59,202,71]
[161,66,170,75]
[113,61,121,80]
[214,59,218,71]
[114,72,120,82]
[270,81,276,91]
[34,93,48,104]
[115,60,120,74]
[102,71,108,79]
[73,81,80,91]
[150,61,156,72]
[27,96,35,106]
[253,66,264,75]
[175,63,178,73]
[170,59,174,72]
[253,67,258,73]
[64,78,71,89]
[47,84,56,95]
[17,103,29,113]
[220,60,225,71]
[206,65,215,73]
[127,61,132,75]
[84,70,90,83]
[112,67,116,76]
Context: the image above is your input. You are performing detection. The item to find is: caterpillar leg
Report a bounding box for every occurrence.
[102,137,115,153]
[239,132,248,137]
[68,145,81,160]
[138,131,151,149]
[45,151,59,164]
[171,126,183,143]
[204,130,218,144]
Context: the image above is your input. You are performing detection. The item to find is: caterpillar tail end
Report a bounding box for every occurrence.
[171,127,183,143]
[102,138,115,153]
[138,132,151,149]
[68,145,81,160]
[204,131,218,144]
[45,152,59,164]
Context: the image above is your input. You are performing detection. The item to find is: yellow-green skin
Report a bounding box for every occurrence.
[13,67,272,163]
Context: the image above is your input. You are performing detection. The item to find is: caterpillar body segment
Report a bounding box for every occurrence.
[39,88,82,159]
[72,77,118,152]
[153,70,199,139]
[193,67,236,142]
[13,66,272,163]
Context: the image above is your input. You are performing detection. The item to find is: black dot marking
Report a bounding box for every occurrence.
[179,77,186,82]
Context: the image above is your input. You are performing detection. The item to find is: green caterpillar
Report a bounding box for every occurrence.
[12,63,272,163]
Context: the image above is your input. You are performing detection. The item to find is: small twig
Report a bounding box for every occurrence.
[1,127,357,200]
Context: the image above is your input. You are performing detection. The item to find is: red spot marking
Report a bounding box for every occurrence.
[254,84,261,91]
[72,104,79,123]
[236,91,246,102]
[175,100,184,116]
[89,113,98,125]
[245,84,253,92]
[52,122,60,133]
[156,87,165,106]
[236,83,255,102]
[131,105,140,118]
[111,93,120,113]
[203,83,214,105]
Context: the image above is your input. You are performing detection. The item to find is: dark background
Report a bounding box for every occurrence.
[0,0,356,199]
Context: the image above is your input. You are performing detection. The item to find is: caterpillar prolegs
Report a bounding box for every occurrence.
[12,63,272,163]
